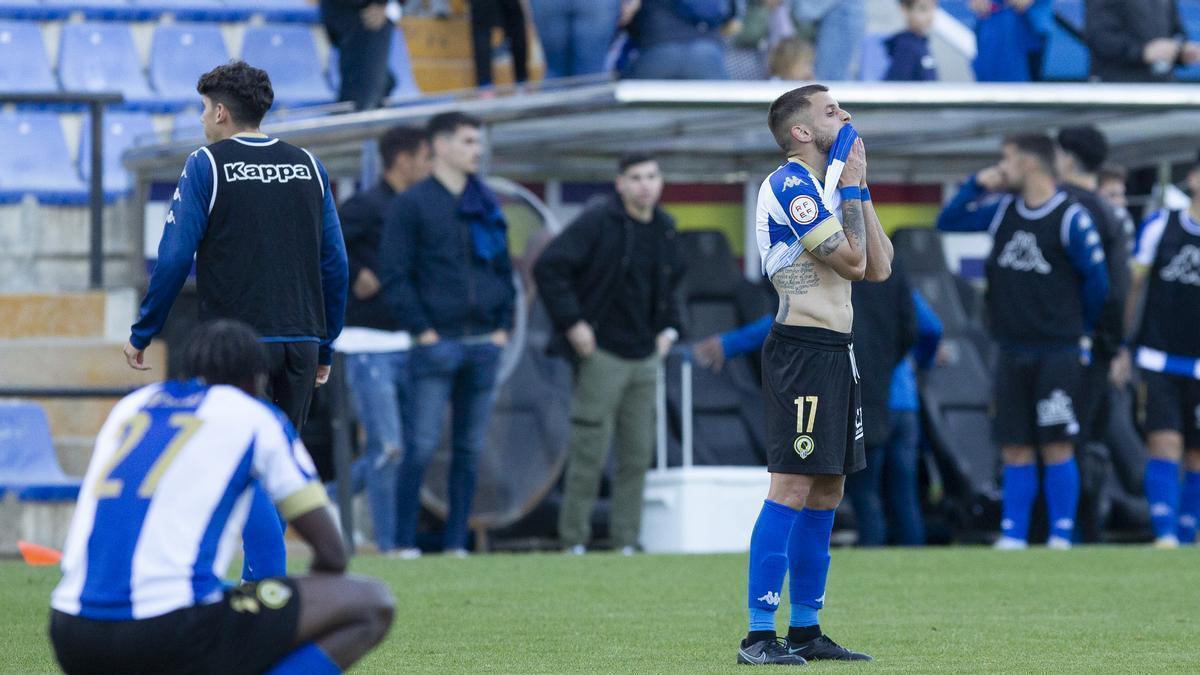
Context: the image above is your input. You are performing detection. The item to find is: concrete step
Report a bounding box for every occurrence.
[24,397,121,438]
[0,338,163,388]
[0,293,107,339]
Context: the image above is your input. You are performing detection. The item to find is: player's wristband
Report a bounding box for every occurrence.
[861,186,871,202]
[839,186,862,202]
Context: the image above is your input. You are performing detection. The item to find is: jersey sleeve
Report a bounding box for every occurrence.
[756,170,841,277]
[1133,209,1169,270]
[250,407,329,521]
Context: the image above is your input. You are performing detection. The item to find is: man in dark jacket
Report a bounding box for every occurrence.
[379,112,515,557]
[1085,0,1200,82]
[335,125,430,555]
[321,0,394,110]
[533,153,684,554]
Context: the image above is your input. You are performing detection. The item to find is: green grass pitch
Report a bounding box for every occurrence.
[2,547,1197,673]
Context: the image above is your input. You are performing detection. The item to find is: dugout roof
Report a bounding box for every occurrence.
[126,80,1200,186]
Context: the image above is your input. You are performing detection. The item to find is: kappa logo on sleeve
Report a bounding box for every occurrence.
[223,162,313,184]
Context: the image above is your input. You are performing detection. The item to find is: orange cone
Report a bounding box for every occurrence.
[18,540,62,566]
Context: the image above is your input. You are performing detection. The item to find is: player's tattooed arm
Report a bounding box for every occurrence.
[862,199,893,281]
[841,199,866,250]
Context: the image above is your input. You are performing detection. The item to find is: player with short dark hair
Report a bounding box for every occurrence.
[738,84,892,666]
[1121,163,1200,547]
[938,133,1109,550]
[52,320,393,675]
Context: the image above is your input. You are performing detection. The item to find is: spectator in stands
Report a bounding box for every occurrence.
[1086,0,1200,82]
[379,112,515,558]
[1117,162,1200,547]
[622,0,736,79]
[885,0,939,81]
[124,62,348,580]
[530,0,623,79]
[321,0,395,110]
[937,134,1109,550]
[787,0,866,81]
[470,0,529,89]
[334,125,431,556]
[970,0,1054,81]
[533,153,684,555]
[768,36,816,79]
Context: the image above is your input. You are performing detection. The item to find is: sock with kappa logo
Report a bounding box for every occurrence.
[1144,458,1180,541]
[1043,458,1079,542]
[1000,464,1037,542]
[746,500,799,637]
[1178,470,1200,543]
[787,508,835,629]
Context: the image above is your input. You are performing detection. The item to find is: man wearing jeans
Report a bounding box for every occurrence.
[335,125,430,555]
[379,112,515,558]
[534,153,684,555]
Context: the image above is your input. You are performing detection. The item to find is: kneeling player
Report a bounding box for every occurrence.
[50,320,393,674]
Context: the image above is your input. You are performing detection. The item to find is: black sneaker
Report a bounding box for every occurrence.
[786,634,873,661]
[737,637,808,666]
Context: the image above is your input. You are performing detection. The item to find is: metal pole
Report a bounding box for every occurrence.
[654,360,667,471]
[88,102,105,289]
[681,357,693,469]
[329,354,356,554]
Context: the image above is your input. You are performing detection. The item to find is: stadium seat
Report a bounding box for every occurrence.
[0,21,57,94]
[79,111,157,197]
[858,33,889,82]
[58,23,157,110]
[0,111,89,203]
[149,23,230,108]
[1041,20,1089,81]
[135,0,245,21]
[0,0,64,21]
[0,402,81,501]
[225,0,317,22]
[240,25,334,107]
[43,0,149,21]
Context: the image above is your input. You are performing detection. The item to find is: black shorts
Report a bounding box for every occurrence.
[992,349,1082,446]
[1141,369,1200,448]
[762,324,865,475]
[50,578,301,675]
[265,341,320,429]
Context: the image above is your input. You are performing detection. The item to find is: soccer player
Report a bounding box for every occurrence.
[50,320,393,674]
[122,61,349,581]
[1115,162,1200,547]
[937,134,1109,550]
[738,84,891,666]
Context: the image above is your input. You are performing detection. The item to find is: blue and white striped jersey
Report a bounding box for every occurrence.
[51,379,328,621]
[756,159,844,279]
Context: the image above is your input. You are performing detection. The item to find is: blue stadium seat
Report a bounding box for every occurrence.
[79,111,157,197]
[858,32,889,82]
[225,0,317,22]
[43,0,149,21]
[0,402,81,502]
[0,21,57,94]
[327,28,422,101]
[241,24,334,107]
[149,23,230,108]
[135,0,246,21]
[1041,21,1089,81]
[0,0,65,21]
[58,23,158,110]
[0,111,88,203]
[170,106,204,140]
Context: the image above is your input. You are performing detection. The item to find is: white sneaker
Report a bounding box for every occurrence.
[388,547,422,560]
[619,546,636,556]
[993,536,1028,550]
[1154,535,1180,549]
[445,548,469,559]
[564,545,585,556]
[1046,536,1072,550]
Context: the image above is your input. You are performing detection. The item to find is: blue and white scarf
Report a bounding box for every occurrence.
[822,124,859,204]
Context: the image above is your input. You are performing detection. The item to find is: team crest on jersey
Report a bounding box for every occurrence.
[794,435,815,459]
[782,175,806,190]
[257,580,294,610]
[223,162,313,184]
[997,230,1051,274]
[1160,244,1200,286]
[789,195,818,225]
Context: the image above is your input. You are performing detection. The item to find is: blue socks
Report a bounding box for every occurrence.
[1178,470,1200,543]
[242,482,288,581]
[265,642,340,675]
[1001,464,1038,542]
[747,500,799,632]
[1145,458,1181,541]
[788,508,835,628]
[1043,458,1079,542]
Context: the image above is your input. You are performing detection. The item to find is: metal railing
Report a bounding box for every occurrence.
[1,91,124,289]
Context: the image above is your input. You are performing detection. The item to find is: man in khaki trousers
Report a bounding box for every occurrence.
[533,153,685,554]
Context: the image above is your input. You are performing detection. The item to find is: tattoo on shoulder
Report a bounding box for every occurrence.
[813,231,845,257]
[774,260,821,295]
